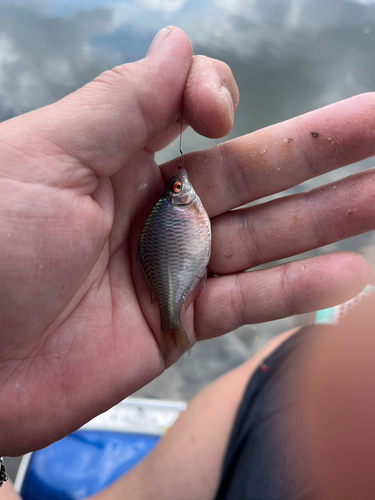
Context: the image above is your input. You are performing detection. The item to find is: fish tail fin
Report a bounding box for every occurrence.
[161,325,191,361]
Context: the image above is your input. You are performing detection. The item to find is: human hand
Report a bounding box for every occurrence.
[0,25,372,455]
[0,26,239,456]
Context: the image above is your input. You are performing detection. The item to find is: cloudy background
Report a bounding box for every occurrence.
[1,0,375,401]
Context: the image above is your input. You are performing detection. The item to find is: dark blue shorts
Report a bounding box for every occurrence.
[214,326,325,500]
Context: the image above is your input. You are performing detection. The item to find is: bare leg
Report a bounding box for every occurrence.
[92,328,299,500]
[0,481,21,500]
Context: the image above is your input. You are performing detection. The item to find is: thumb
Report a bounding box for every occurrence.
[1,27,192,184]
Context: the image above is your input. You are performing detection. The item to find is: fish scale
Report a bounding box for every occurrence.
[138,167,211,360]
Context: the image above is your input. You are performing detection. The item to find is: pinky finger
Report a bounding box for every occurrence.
[195,252,370,341]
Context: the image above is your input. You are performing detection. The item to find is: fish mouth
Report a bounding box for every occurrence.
[174,200,193,207]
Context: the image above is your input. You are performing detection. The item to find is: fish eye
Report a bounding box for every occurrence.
[173,181,182,193]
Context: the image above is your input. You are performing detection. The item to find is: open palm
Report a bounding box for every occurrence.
[1,27,374,456]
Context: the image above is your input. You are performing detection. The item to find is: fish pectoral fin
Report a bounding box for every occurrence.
[161,325,191,360]
[183,272,207,313]
[137,246,154,304]
[193,199,200,214]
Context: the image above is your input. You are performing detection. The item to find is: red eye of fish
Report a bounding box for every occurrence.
[173,182,182,193]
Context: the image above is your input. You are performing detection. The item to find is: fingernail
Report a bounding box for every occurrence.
[221,84,235,122]
[146,27,170,57]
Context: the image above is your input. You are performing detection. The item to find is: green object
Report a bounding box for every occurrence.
[314,307,336,325]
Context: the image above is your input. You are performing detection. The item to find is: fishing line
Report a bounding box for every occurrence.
[179,112,184,167]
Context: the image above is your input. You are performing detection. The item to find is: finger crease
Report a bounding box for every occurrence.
[233,273,248,327]
[238,209,263,268]
[295,117,327,178]
[279,263,297,317]
[304,189,331,247]
[217,143,243,206]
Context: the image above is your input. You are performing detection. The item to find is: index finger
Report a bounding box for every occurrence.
[161,93,375,217]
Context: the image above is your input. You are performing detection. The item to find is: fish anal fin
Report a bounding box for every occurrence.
[137,246,154,304]
[161,325,191,360]
[183,272,207,313]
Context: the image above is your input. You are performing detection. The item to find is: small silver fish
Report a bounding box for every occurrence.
[137,166,211,360]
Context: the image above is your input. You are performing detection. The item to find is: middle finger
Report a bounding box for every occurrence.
[161,93,375,218]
